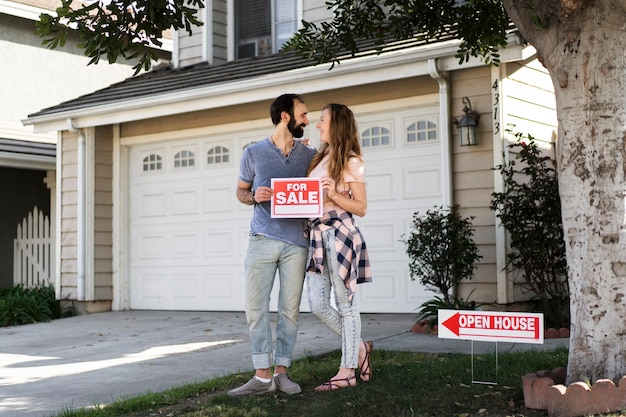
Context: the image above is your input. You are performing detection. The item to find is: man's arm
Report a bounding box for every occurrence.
[237,180,255,205]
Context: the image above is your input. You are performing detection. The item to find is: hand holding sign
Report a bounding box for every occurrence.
[271,178,323,218]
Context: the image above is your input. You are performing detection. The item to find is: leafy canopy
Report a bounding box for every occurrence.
[37,0,204,74]
[284,0,510,67]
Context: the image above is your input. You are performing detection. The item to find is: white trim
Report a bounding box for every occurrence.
[25,34,535,133]
[54,132,62,299]
[0,0,53,21]
[0,153,55,170]
[172,29,180,68]
[428,58,453,207]
[491,64,511,304]
[85,127,95,301]
[226,0,234,61]
[111,124,129,310]
[202,2,212,63]
[44,169,56,292]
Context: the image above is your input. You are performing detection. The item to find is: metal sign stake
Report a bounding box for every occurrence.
[470,340,498,386]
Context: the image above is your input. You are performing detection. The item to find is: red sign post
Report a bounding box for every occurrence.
[271,178,323,218]
[438,309,544,344]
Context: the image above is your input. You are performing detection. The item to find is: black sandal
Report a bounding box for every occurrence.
[315,376,356,391]
[359,341,373,382]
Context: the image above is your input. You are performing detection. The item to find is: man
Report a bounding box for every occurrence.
[229,94,317,397]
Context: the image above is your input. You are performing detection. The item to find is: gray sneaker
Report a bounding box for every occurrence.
[227,376,276,397]
[274,373,302,394]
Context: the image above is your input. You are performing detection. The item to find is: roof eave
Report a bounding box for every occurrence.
[24,34,534,133]
[0,152,55,170]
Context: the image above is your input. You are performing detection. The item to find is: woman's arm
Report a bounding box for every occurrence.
[326,180,367,217]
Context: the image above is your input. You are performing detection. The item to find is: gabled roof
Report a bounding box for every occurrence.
[28,34,458,119]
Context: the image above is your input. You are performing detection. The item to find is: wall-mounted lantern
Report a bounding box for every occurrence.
[453,97,480,146]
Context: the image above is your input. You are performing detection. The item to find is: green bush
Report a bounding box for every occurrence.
[402,205,483,326]
[490,132,569,328]
[0,284,72,326]
[403,205,482,304]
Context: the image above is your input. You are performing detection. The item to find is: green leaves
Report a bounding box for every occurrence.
[36,0,205,74]
[0,284,70,326]
[402,205,482,306]
[490,131,569,328]
[284,0,509,67]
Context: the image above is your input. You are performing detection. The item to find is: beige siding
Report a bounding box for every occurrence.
[176,0,228,67]
[213,0,228,64]
[304,0,334,23]
[504,58,557,146]
[58,128,114,306]
[452,59,558,307]
[450,66,499,304]
[177,5,205,67]
[60,132,79,299]
[94,127,113,300]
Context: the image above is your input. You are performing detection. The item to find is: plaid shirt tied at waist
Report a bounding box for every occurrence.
[305,210,372,303]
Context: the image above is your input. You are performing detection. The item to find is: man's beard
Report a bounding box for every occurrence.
[288,119,305,138]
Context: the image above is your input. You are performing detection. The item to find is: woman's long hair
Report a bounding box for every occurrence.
[307,103,363,185]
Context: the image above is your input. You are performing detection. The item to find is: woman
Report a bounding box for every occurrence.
[305,103,373,391]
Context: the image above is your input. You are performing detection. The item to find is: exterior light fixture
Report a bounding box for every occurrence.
[454,97,480,146]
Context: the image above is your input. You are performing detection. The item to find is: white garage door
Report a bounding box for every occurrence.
[128,102,444,312]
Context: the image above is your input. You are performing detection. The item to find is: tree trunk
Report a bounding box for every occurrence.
[504,0,626,383]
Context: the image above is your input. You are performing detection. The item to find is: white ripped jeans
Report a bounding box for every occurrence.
[306,227,361,369]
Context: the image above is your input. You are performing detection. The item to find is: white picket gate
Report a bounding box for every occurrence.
[13,206,52,287]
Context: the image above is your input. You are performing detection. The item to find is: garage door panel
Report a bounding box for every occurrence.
[204,186,233,212]
[358,268,402,312]
[171,188,200,215]
[358,221,398,252]
[131,267,243,310]
[171,230,201,259]
[366,172,395,202]
[138,191,167,218]
[359,267,436,313]
[137,233,167,260]
[205,230,234,256]
[404,168,441,199]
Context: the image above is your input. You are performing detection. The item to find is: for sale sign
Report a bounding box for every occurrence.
[271,178,323,218]
[438,309,544,344]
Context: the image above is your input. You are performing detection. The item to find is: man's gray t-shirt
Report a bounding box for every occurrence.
[239,137,317,248]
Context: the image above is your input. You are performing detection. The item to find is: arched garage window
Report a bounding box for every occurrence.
[207,146,230,165]
[406,120,438,144]
[361,126,391,148]
[142,154,162,172]
[174,150,195,168]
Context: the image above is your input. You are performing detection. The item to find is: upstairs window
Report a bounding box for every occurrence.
[235,0,298,59]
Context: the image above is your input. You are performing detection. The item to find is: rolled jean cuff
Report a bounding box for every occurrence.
[252,353,273,370]
[274,354,292,368]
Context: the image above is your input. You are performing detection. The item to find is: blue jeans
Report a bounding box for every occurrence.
[244,234,307,369]
[306,228,361,369]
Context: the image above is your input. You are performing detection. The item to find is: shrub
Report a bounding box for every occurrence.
[490,132,569,328]
[0,284,72,326]
[402,204,483,317]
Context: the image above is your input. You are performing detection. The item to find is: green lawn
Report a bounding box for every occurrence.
[51,347,579,417]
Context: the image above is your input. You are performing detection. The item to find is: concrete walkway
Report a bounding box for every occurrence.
[0,311,568,417]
